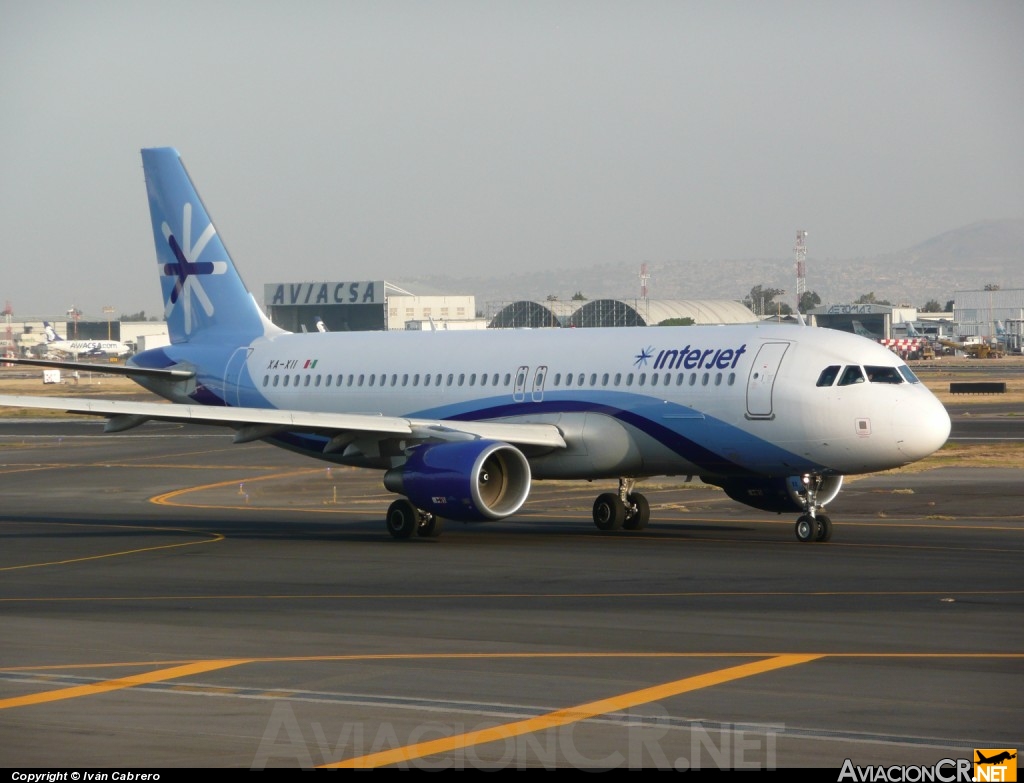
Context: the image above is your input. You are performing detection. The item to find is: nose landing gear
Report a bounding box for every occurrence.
[794,474,833,543]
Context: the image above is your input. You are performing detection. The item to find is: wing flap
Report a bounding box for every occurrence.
[0,395,566,449]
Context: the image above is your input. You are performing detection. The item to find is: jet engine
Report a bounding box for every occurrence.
[383,440,532,522]
[705,474,844,513]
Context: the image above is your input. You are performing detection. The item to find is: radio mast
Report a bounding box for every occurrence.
[794,230,808,312]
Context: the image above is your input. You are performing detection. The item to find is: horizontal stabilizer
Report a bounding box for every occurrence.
[0,357,194,380]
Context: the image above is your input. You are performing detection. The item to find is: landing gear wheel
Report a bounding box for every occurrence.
[623,492,650,530]
[417,514,443,538]
[814,514,832,542]
[386,498,419,540]
[794,514,816,543]
[593,493,626,531]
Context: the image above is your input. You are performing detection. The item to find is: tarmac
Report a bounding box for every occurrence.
[0,406,1021,769]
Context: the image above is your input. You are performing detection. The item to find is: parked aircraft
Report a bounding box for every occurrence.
[43,322,131,358]
[851,320,881,340]
[0,148,952,542]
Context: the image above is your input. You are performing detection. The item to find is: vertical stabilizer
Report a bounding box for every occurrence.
[141,148,283,344]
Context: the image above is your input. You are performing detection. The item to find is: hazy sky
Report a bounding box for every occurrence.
[2,0,1022,317]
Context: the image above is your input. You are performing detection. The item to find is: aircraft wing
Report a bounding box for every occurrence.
[0,395,567,449]
[0,357,194,380]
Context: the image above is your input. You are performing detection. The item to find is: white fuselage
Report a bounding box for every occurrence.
[169,322,951,481]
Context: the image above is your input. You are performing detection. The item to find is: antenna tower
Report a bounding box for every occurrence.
[3,301,13,359]
[794,230,808,310]
[639,263,650,299]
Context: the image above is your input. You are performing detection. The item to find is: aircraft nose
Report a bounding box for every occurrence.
[896,393,951,462]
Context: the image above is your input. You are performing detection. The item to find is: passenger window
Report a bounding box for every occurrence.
[816,365,841,387]
[701,372,709,386]
[272,375,279,387]
[626,373,634,386]
[638,373,646,386]
[601,373,609,386]
[262,375,269,387]
[315,375,321,387]
[715,373,722,386]
[865,366,903,384]
[837,366,865,386]
[424,374,431,387]
[590,373,597,386]
[728,372,735,385]
[614,373,622,385]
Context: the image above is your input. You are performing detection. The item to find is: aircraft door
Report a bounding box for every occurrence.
[531,365,547,402]
[513,366,528,402]
[746,342,789,419]
[224,347,252,407]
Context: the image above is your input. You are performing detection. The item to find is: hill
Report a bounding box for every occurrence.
[403,219,1024,313]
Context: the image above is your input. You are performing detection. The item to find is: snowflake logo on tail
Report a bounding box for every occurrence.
[161,203,228,334]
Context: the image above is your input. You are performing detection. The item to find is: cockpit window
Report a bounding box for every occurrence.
[865,366,903,384]
[837,365,865,386]
[816,365,841,387]
[898,365,921,384]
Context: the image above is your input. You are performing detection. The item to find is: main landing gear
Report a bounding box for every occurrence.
[386,498,442,540]
[592,478,650,532]
[793,474,833,543]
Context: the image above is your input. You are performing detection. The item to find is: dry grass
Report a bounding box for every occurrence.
[0,370,151,417]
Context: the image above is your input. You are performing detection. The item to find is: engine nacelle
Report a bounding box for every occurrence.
[383,440,532,522]
[705,474,844,513]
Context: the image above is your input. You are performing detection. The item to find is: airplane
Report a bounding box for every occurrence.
[976,751,1016,765]
[43,322,131,358]
[851,320,880,340]
[0,148,952,543]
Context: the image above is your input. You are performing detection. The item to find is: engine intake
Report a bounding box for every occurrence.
[383,440,532,522]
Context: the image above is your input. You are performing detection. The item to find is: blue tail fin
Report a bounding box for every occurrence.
[141,148,283,344]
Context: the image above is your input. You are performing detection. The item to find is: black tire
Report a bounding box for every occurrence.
[815,514,833,542]
[593,493,626,531]
[794,514,816,543]
[623,492,650,530]
[386,498,419,540]
[417,514,443,538]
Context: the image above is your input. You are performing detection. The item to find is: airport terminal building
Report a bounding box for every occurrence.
[264,281,476,332]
